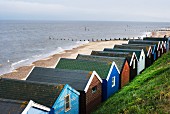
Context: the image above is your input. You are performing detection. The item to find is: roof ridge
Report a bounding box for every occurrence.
[78,54,126,60]
[60,58,113,64]
[0,98,28,104]
[1,78,65,87]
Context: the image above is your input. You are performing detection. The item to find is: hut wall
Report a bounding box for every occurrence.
[52,85,79,114]
[107,65,120,99]
[79,92,86,114]
[137,52,145,74]
[129,58,137,80]
[121,60,130,88]
[85,75,102,114]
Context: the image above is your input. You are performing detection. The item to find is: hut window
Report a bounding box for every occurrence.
[112,76,115,87]
[65,95,71,112]
[133,59,135,69]
[92,86,97,93]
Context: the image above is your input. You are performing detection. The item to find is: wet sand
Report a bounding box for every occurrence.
[1,40,128,80]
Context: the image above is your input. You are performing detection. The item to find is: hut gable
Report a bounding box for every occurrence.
[120,60,130,87]
[22,100,50,114]
[0,78,64,107]
[85,72,102,113]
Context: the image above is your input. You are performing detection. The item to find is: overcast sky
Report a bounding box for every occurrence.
[0,0,170,22]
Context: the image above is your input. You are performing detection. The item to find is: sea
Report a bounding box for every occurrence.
[0,20,170,75]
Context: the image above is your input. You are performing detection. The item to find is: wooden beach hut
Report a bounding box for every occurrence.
[0,78,80,114]
[114,44,153,68]
[76,54,130,88]
[104,48,145,75]
[143,37,170,53]
[91,51,138,80]
[55,58,120,101]
[122,44,157,62]
[128,40,162,59]
[27,67,102,114]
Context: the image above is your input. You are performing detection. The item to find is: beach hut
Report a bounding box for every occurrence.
[55,58,120,101]
[27,67,102,114]
[104,48,145,75]
[143,37,170,53]
[91,51,138,80]
[114,44,153,68]
[123,44,157,62]
[76,54,130,88]
[128,40,162,59]
[0,78,80,114]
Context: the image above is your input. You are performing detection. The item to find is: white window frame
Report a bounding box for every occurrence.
[92,86,97,93]
[112,76,115,87]
[65,94,71,112]
[133,59,135,69]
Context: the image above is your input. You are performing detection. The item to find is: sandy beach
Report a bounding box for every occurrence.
[1,30,170,80]
[1,40,128,80]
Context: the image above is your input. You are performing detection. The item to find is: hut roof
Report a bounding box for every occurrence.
[0,98,27,114]
[122,44,156,52]
[0,78,64,107]
[77,54,126,72]
[27,67,93,91]
[114,45,150,55]
[91,51,133,63]
[143,37,169,41]
[104,48,141,60]
[128,40,160,46]
[56,58,113,79]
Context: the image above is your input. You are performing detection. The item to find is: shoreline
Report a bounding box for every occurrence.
[1,30,169,80]
[1,40,128,80]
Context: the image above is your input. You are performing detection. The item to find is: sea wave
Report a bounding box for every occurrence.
[11,59,29,68]
[32,54,42,58]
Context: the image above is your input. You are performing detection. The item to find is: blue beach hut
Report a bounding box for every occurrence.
[55,58,120,101]
[0,78,80,114]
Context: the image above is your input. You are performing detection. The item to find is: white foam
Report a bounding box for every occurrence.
[11,59,29,67]
[32,54,42,58]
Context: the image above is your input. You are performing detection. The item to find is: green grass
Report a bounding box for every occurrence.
[93,52,170,114]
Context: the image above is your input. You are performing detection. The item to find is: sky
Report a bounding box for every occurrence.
[0,0,170,22]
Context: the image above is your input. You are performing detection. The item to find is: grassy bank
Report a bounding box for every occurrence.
[93,52,170,114]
